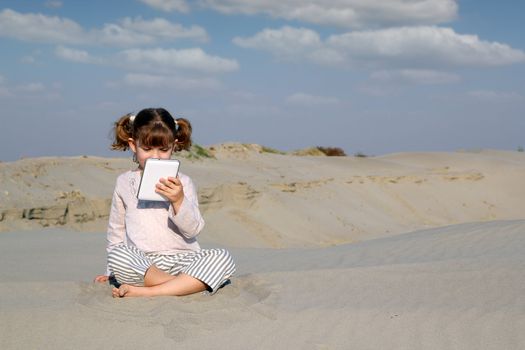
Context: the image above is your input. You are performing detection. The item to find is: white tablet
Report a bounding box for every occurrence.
[137,158,180,201]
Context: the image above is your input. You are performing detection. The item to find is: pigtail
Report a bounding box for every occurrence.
[111,113,134,151]
[174,117,193,151]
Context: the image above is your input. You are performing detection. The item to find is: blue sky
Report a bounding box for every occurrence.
[0,0,524,161]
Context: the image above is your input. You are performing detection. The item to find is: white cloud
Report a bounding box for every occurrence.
[468,90,522,101]
[16,82,45,92]
[45,1,63,8]
[0,8,85,44]
[0,78,61,99]
[20,55,37,64]
[53,46,238,76]
[0,86,11,97]
[235,26,525,68]
[327,26,525,67]
[96,23,155,46]
[139,0,190,13]
[286,92,340,106]
[55,46,103,64]
[119,17,208,42]
[120,48,239,73]
[234,26,320,57]
[0,75,11,97]
[233,26,344,65]
[122,73,221,90]
[0,9,206,46]
[200,0,458,28]
[370,69,460,85]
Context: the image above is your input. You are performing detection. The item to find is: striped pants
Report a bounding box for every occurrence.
[107,244,236,294]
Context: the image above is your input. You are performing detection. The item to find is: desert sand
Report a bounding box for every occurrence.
[1,144,524,349]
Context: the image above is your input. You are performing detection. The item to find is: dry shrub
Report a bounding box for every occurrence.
[291,147,326,156]
[316,146,347,157]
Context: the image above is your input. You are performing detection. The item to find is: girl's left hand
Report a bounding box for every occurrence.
[156,176,184,211]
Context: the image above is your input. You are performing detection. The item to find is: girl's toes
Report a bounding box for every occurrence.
[112,287,121,298]
[118,285,130,297]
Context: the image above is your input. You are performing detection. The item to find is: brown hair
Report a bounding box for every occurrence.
[111,108,192,152]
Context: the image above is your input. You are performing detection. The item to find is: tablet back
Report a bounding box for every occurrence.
[137,158,180,201]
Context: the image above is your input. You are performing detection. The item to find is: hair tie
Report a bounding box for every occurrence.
[129,114,136,123]
[174,119,178,131]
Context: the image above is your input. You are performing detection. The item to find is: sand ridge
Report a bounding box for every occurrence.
[1,146,524,249]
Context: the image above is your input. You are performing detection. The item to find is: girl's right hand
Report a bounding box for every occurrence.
[94,275,109,283]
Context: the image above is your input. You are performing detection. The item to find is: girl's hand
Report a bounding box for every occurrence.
[94,275,109,283]
[156,176,184,212]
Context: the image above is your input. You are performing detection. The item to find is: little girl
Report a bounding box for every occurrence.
[94,108,235,297]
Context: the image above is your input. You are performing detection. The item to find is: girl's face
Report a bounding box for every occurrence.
[128,139,174,169]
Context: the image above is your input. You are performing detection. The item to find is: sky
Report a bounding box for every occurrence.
[0,0,524,161]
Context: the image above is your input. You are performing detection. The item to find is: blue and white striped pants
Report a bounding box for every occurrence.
[107,244,236,294]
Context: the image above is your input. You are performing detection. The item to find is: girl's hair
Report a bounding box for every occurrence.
[111,108,192,152]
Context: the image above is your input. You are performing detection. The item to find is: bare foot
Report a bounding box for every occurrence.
[112,285,127,298]
[112,284,147,298]
[111,284,153,298]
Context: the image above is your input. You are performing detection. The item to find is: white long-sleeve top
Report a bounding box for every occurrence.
[105,170,205,275]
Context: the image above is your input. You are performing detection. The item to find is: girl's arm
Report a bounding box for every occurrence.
[102,185,127,277]
[158,175,205,239]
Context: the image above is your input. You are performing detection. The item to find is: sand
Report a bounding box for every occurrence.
[1,145,524,349]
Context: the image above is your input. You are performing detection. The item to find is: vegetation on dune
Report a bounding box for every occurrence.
[175,143,354,158]
[354,151,368,158]
[290,147,326,156]
[316,146,347,157]
[177,144,215,159]
[260,146,286,155]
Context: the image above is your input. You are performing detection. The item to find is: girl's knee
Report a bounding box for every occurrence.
[214,249,236,274]
[212,248,234,263]
[107,245,150,286]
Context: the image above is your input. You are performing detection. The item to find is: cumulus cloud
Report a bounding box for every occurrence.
[286,92,340,106]
[123,73,221,90]
[234,26,324,60]
[53,46,238,76]
[327,26,525,67]
[118,17,208,42]
[370,69,460,85]
[200,0,458,28]
[233,26,345,65]
[138,0,190,13]
[235,26,525,68]
[0,9,207,46]
[55,46,103,64]
[120,48,239,73]
[0,8,85,44]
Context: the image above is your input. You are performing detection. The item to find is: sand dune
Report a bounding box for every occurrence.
[1,146,524,247]
[1,220,524,349]
[1,146,524,349]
